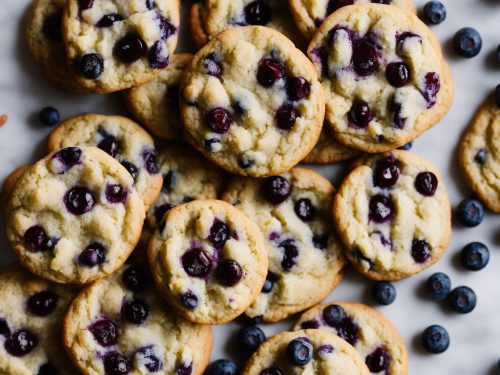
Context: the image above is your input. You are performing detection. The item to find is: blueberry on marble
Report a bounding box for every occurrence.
[415,171,438,196]
[348,101,373,128]
[423,1,446,25]
[79,243,106,267]
[77,53,104,79]
[275,104,298,130]
[421,325,449,354]
[207,359,238,375]
[207,108,232,134]
[27,291,59,316]
[216,259,243,287]
[411,239,431,264]
[365,347,390,372]
[64,186,96,215]
[4,329,38,357]
[182,248,212,278]
[122,299,149,325]
[461,242,489,271]
[180,290,199,309]
[373,157,400,188]
[322,304,345,326]
[89,318,119,347]
[114,33,147,64]
[103,352,131,375]
[454,27,482,58]
[237,326,266,353]
[262,176,291,204]
[39,107,60,127]
[426,272,451,301]
[244,1,272,26]
[456,198,484,227]
[369,195,394,223]
[287,337,313,366]
[373,282,396,305]
[449,286,477,314]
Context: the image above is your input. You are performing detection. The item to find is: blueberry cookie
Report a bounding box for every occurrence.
[148,199,268,325]
[62,0,180,93]
[146,145,225,229]
[303,127,359,164]
[47,113,162,210]
[241,329,370,374]
[294,302,408,374]
[123,54,192,141]
[222,168,346,322]
[1,166,29,215]
[459,95,500,213]
[6,146,145,284]
[333,150,451,280]
[181,26,325,177]
[63,263,212,375]
[307,4,453,152]
[190,0,304,48]
[0,265,79,374]
[289,0,416,40]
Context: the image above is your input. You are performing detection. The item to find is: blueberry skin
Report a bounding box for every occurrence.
[461,242,490,271]
[421,325,450,354]
[426,272,451,301]
[373,282,396,305]
[453,27,482,58]
[397,142,413,151]
[449,286,477,314]
[287,338,313,366]
[456,198,484,227]
[422,1,446,25]
[39,107,60,127]
[206,359,238,375]
[237,326,266,354]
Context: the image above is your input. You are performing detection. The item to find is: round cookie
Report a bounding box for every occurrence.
[303,127,359,163]
[333,150,451,280]
[289,0,416,40]
[307,4,453,152]
[294,302,408,374]
[26,0,86,93]
[148,199,268,325]
[0,265,79,374]
[6,146,145,284]
[63,263,212,375]
[123,54,192,141]
[47,113,162,210]
[181,26,325,177]
[222,168,346,322]
[62,0,180,93]
[242,329,370,374]
[459,95,500,213]
[147,145,225,229]
[1,166,29,215]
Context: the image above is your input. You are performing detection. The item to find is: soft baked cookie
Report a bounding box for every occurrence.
[47,113,162,210]
[6,146,145,284]
[222,168,346,322]
[146,145,225,229]
[181,26,325,177]
[62,0,180,93]
[459,95,500,213]
[289,0,416,40]
[333,150,451,280]
[190,0,304,48]
[303,127,359,163]
[1,166,29,215]
[64,263,212,375]
[123,54,192,141]
[148,199,268,325]
[242,329,370,374]
[0,265,79,374]
[294,301,408,374]
[307,4,453,152]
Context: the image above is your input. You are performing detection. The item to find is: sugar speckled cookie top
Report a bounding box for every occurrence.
[307,4,453,152]
[6,146,145,284]
[242,329,370,374]
[222,168,346,322]
[63,0,180,93]
[124,54,193,141]
[63,263,212,375]
[47,113,162,210]
[181,26,325,177]
[459,95,500,213]
[333,150,451,280]
[0,265,79,375]
[303,127,359,164]
[294,302,408,374]
[148,199,268,325]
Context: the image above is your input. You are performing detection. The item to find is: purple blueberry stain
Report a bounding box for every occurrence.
[157,14,177,40]
[203,53,223,78]
[396,32,422,55]
[79,243,106,267]
[89,318,119,347]
[149,40,170,69]
[175,362,193,375]
[279,239,299,271]
[317,344,335,354]
[374,231,393,249]
[135,346,162,372]
[142,149,159,174]
[420,72,441,108]
[268,231,281,241]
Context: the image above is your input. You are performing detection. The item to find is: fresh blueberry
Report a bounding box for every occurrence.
[322,304,345,326]
[461,242,489,271]
[79,243,106,267]
[27,291,59,316]
[122,299,149,325]
[207,359,238,375]
[244,1,272,25]
[103,352,131,375]
[456,198,484,227]
[215,259,243,287]
[426,272,451,301]
[122,266,148,292]
[4,329,38,357]
[237,326,266,353]
[421,325,449,354]
[39,107,60,127]
[365,347,391,372]
[77,53,104,79]
[287,338,313,366]
[454,27,482,58]
[449,286,477,314]
[114,33,147,63]
[398,142,413,150]
[422,1,446,25]
[89,318,119,346]
[262,176,291,204]
[373,282,396,305]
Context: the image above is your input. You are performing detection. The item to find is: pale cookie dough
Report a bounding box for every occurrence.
[303,126,359,163]
[1,166,29,215]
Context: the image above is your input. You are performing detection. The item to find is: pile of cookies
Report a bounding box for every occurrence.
[0,0,470,373]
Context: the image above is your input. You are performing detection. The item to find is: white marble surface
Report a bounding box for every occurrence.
[0,0,499,374]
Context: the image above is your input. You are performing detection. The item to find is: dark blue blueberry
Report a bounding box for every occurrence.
[52,147,82,173]
[180,290,199,309]
[313,234,328,250]
[24,226,50,253]
[37,363,58,375]
[391,97,406,128]
[103,352,131,375]
[457,198,484,227]
[474,149,487,165]
[42,13,62,41]
[142,149,159,174]
[162,171,177,192]
[0,318,10,337]
[461,242,489,271]
[154,203,175,223]
[135,346,162,372]
[365,347,390,372]
[348,101,373,128]
[373,282,396,305]
[79,243,106,267]
[454,27,482,58]
[77,53,104,79]
[415,171,438,196]
[421,325,449,354]
[301,320,320,329]
[98,134,121,157]
[39,107,60,127]
[352,38,380,76]
[216,259,242,287]
[411,239,431,263]
[422,1,446,25]
[287,337,313,366]
[122,266,148,292]
[328,0,354,13]
[182,248,212,278]
[5,329,38,357]
[105,184,128,204]
[275,104,298,130]
[208,220,229,249]
[426,272,451,301]
[121,161,138,181]
[398,142,413,150]
[207,359,238,375]
[239,314,264,326]
[262,176,291,204]
[287,77,311,101]
[206,107,232,133]
[449,286,477,314]
[262,272,278,293]
[244,1,272,25]
[114,33,147,63]
[203,54,223,78]
[122,299,149,325]
[385,62,410,88]
[64,186,96,215]
[294,198,315,221]
[369,195,394,223]
[237,326,266,353]
[27,291,59,316]
[149,40,170,69]
[279,239,299,271]
[373,157,400,188]
[322,304,345,326]
[89,318,119,347]
[95,13,123,28]
[157,15,177,40]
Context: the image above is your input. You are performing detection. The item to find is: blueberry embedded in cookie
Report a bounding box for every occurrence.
[147,199,268,325]
[333,150,451,280]
[307,4,453,153]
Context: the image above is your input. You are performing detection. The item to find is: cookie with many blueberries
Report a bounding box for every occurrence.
[294,301,408,374]
[222,168,346,322]
[62,0,180,93]
[333,150,451,280]
[307,4,453,152]
[459,95,500,213]
[148,199,268,325]
[303,127,359,164]
[181,26,325,177]
[6,146,145,284]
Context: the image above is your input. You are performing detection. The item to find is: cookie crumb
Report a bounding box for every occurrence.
[0,114,7,127]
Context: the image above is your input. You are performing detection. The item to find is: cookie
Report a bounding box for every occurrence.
[294,301,408,374]
[222,168,346,323]
[459,95,500,213]
[333,150,451,280]
[146,145,225,229]
[47,113,162,210]
[241,329,370,374]
[26,0,87,93]
[123,54,192,141]
[1,166,29,215]
[303,127,359,164]
[6,146,145,284]
[307,4,453,152]
[63,263,212,375]
[0,265,79,374]
[181,26,325,177]
[62,0,180,93]
[289,0,416,40]
[148,199,268,325]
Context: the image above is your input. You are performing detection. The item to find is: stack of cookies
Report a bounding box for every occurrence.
[0,0,459,374]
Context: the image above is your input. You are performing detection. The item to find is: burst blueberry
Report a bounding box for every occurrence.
[98,135,120,157]
[373,282,396,305]
[369,195,394,223]
[411,239,431,263]
[426,272,451,301]
[182,248,212,278]
[275,105,297,130]
[122,299,149,325]
[456,197,484,227]
[365,347,390,372]
[461,242,489,271]
[79,243,106,267]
